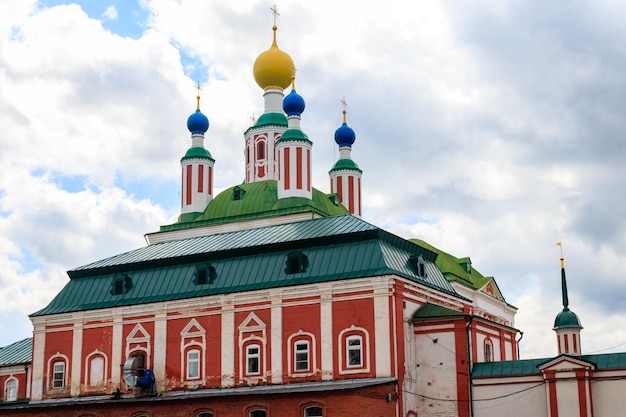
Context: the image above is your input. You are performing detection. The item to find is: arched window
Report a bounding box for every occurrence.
[5,378,17,401]
[88,355,105,387]
[196,412,214,417]
[249,408,267,417]
[346,336,362,367]
[485,340,493,362]
[257,141,266,160]
[294,340,310,372]
[304,405,323,417]
[338,325,370,374]
[187,349,201,379]
[246,344,261,375]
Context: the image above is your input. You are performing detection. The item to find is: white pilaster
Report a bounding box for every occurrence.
[111,313,123,388]
[153,311,167,391]
[70,317,83,396]
[374,286,391,376]
[221,295,235,386]
[30,322,46,400]
[270,290,283,384]
[320,286,333,380]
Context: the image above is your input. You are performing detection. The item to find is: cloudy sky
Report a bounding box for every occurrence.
[1,0,625,359]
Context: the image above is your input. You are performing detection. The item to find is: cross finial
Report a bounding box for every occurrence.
[194,80,203,110]
[271,4,279,26]
[341,96,348,123]
[250,113,257,123]
[556,242,564,268]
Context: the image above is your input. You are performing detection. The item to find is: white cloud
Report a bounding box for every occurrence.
[102,5,118,21]
[1,0,626,359]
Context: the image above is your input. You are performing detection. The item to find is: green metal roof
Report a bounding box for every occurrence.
[166,180,349,231]
[329,158,362,173]
[181,146,214,161]
[412,302,468,321]
[253,112,288,128]
[0,338,32,365]
[472,352,626,377]
[472,358,551,377]
[276,128,310,143]
[32,215,460,316]
[410,239,493,290]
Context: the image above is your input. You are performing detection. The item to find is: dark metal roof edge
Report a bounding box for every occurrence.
[10,377,397,409]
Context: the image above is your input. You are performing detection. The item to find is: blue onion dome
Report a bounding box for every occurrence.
[334,109,356,147]
[187,94,209,134]
[283,89,305,116]
[283,78,305,116]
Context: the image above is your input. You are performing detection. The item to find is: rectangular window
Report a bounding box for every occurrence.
[247,345,260,375]
[347,337,362,367]
[53,362,65,388]
[187,350,200,379]
[294,341,309,372]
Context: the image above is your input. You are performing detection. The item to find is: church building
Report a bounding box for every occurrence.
[5,8,624,417]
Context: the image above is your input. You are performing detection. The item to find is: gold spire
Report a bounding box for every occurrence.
[341,96,348,123]
[194,80,203,110]
[556,242,564,268]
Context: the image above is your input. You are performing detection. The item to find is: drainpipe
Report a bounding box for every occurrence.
[516,331,524,359]
[466,315,474,417]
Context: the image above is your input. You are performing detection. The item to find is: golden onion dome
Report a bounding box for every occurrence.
[253,25,295,90]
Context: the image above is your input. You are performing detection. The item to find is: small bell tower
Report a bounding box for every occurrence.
[180,83,215,220]
[553,243,583,356]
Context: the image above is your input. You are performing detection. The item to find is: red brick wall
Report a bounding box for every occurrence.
[0,381,397,417]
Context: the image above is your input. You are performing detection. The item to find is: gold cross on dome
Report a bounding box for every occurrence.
[194,80,203,95]
[194,81,203,110]
[341,97,348,122]
[250,113,257,123]
[271,4,279,25]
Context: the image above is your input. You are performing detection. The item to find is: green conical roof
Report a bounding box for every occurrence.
[330,158,362,173]
[553,308,583,330]
[181,146,214,161]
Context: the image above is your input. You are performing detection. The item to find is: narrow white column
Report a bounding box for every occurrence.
[111,313,123,389]
[270,290,283,383]
[320,286,333,380]
[221,295,235,386]
[70,316,83,396]
[374,285,391,376]
[153,311,167,391]
[30,321,46,400]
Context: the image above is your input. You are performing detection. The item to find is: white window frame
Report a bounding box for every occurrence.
[52,361,65,389]
[187,349,201,380]
[338,325,370,375]
[346,336,363,368]
[84,350,108,389]
[246,344,261,375]
[294,340,310,372]
[5,378,18,402]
